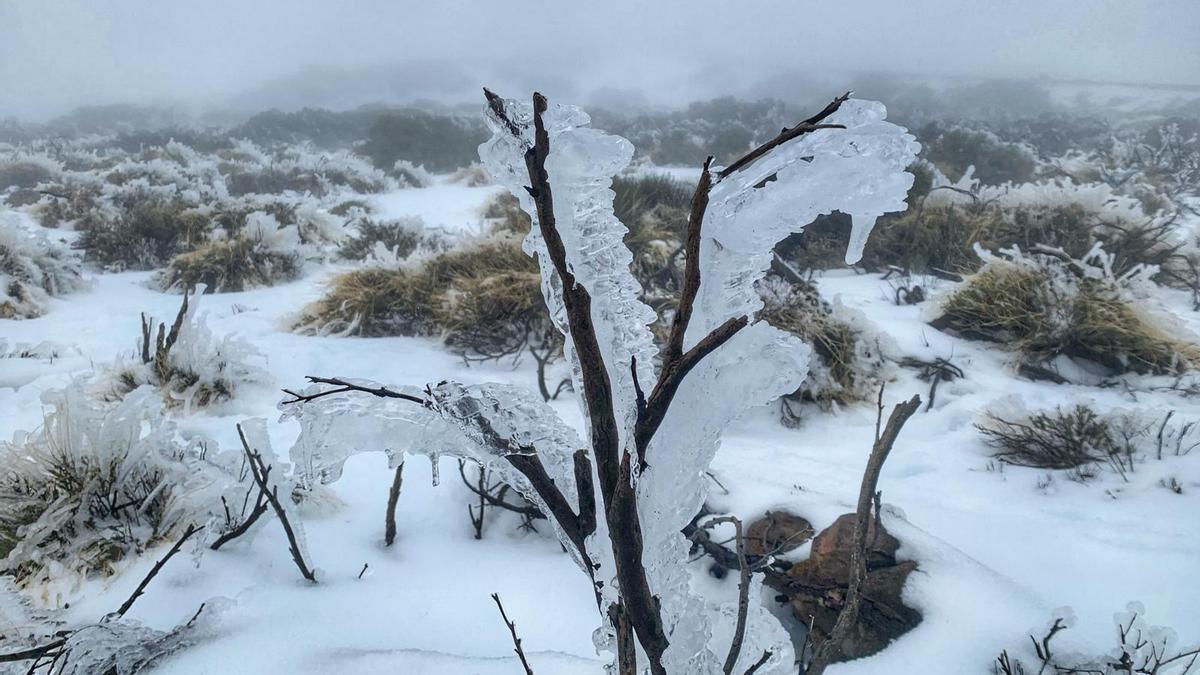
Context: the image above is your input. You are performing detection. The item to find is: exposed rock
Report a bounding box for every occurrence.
[789,512,900,585]
[745,510,814,556]
[787,513,921,663]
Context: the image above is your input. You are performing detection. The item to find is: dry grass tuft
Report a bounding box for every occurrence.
[154,236,302,293]
[935,260,1200,376]
[758,278,887,419]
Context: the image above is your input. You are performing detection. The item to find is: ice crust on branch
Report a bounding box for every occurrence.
[285,94,917,675]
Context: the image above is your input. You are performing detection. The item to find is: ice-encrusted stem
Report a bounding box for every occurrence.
[487,88,671,673]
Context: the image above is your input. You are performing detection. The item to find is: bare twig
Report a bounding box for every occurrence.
[807,392,921,674]
[238,423,317,583]
[280,376,428,407]
[116,524,200,617]
[385,461,405,546]
[702,516,752,675]
[491,593,535,675]
[715,92,850,181]
[210,484,269,551]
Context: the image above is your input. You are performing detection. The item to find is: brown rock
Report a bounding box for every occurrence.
[786,513,921,663]
[794,513,900,585]
[745,510,814,556]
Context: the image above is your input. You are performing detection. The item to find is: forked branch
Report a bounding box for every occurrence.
[806,392,921,674]
[237,423,317,583]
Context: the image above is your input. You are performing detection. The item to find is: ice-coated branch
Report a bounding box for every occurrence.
[281,375,428,406]
[663,156,714,366]
[714,92,850,182]
[806,393,921,675]
[238,423,317,583]
[635,314,749,459]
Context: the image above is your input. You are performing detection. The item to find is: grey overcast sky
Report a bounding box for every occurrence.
[1,0,1198,119]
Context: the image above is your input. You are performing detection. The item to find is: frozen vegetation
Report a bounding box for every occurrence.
[0,78,1198,674]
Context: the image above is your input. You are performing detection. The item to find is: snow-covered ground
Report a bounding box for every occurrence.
[2,178,1198,673]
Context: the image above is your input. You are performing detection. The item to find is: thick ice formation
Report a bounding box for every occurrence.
[285,94,917,674]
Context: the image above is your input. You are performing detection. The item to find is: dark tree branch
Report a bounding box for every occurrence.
[491,593,536,675]
[210,483,269,551]
[743,650,773,675]
[806,392,921,675]
[238,423,317,583]
[483,88,525,140]
[702,516,752,675]
[116,523,200,618]
[635,315,749,457]
[385,461,405,546]
[663,156,713,367]
[280,376,429,407]
[572,450,597,539]
[715,92,850,181]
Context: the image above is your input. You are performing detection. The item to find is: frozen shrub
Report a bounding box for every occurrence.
[100,292,265,407]
[0,211,87,318]
[919,122,1037,185]
[758,277,890,420]
[329,197,372,216]
[993,603,1198,674]
[980,405,1126,475]
[980,405,1196,480]
[488,174,693,333]
[219,142,394,196]
[0,157,59,190]
[78,190,212,270]
[30,173,108,228]
[337,215,428,261]
[859,176,1180,276]
[391,159,435,188]
[447,162,491,186]
[153,235,302,293]
[933,249,1200,378]
[0,388,221,590]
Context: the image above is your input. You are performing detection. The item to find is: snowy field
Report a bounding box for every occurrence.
[2,173,1198,674]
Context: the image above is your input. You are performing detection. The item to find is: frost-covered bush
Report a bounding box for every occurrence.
[153,209,312,292]
[78,190,212,270]
[918,122,1037,185]
[932,247,1199,378]
[0,388,222,592]
[219,142,394,196]
[30,172,109,228]
[447,162,491,186]
[0,155,60,190]
[99,292,265,407]
[980,404,1197,479]
[337,215,428,261]
[153,234,302,293]
[391,159,435,188]
[993,603,1198,675]
[486,174,693,335]
[0,211,87,318]
[758,277,890,419]
[860,175,1181,277]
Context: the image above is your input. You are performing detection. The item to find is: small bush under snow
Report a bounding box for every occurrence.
[0,211,88,318]
[97,292,265,408]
